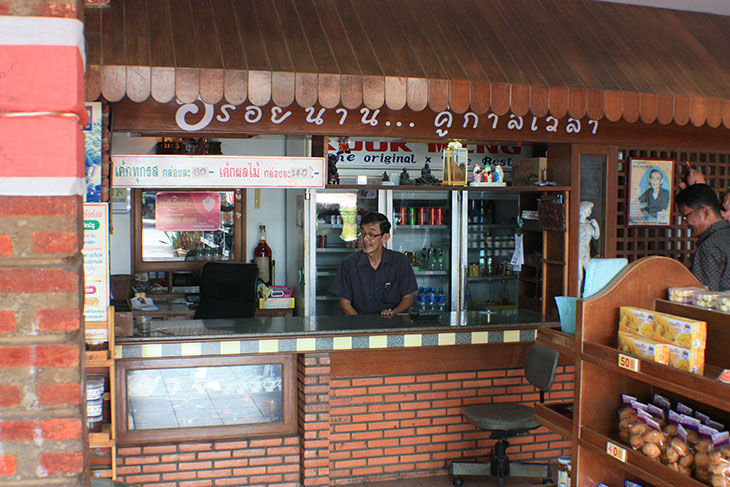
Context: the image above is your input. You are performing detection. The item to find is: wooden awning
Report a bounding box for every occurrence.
[84,0,730,128]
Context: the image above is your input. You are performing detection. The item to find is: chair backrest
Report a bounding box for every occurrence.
[194,262,259,319]
[524,343,560,393]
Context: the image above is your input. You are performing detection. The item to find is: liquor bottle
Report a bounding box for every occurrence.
[254,225,273,285]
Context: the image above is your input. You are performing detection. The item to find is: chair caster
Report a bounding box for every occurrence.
[453,478,463,487]
[541,479,554,485]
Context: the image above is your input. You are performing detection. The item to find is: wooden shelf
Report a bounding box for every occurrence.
[579,426,707,487]
[534,402,573,440]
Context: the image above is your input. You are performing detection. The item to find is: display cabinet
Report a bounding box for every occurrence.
[534,256,730,487]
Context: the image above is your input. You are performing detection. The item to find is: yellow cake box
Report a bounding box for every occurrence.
[619,306,706,350]
[617,331,668,365]
[666,343,705,375]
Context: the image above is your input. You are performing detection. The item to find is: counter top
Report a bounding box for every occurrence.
[115,310,559,359]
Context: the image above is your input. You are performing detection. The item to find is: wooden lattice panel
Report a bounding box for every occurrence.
[614,149,729,266]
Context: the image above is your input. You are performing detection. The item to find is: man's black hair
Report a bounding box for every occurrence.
[361,212,391,234]
[648,168,663,179]
[675,184,722,215]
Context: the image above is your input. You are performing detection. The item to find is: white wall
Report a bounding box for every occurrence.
[110,134,307,286]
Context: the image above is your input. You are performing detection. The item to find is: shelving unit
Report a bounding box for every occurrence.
[85,308,116,480]
[534,256,730,487]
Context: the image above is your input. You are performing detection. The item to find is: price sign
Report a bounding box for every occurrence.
[618,353,640,372]
[606,441,627,462]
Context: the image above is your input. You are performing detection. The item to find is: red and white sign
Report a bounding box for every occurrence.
[156,192,221,231]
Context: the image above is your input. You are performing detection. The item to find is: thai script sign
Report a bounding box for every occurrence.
[82,203,109,323]
[112,155,326,189]
[156,192,221,231]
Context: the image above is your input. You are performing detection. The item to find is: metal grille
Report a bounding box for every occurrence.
[615,149,730,265]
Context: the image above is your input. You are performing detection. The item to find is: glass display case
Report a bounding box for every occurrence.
[116,354,295,444]
[461,191,520,311]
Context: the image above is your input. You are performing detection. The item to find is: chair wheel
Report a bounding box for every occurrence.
[453,478,463,487]
[541,480,554,485]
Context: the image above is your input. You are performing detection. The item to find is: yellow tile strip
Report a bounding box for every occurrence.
[504,330,521,343]
[404,334,422,347]
[296,338,317,351]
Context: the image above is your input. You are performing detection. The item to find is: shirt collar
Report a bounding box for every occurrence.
[356,248,393,267]
[697,219,730,245]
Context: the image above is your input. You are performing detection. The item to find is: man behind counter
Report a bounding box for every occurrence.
[675,184,730,291]
[329,212,418,316]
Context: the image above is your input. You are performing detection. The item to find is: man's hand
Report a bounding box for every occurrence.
[678,162,706,189]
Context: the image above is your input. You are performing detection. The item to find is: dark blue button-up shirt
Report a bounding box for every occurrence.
[329,248,418,314]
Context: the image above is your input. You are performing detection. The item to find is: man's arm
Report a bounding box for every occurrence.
[692,245,722,291]
[339,297,358,315]
[381,293,414,316]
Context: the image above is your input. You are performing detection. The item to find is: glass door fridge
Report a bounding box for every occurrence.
[305,189,383,316]
[387,190,460,312]
[460,191,520,311]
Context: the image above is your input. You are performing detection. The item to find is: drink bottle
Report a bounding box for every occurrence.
[436,287,446,311]
[254,225,273,285]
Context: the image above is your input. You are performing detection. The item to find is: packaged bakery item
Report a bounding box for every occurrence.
[618,331,669,364]
[692,290,721,309]
[651,311,706,350]
[619,306,654,335]
[668,286,704,304]
[716,293,730,313]
[666,342,705,375]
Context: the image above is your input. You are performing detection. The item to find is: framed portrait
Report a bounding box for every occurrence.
[627,158,674,227]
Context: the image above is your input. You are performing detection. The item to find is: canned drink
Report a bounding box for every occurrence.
[434,207,443,225]
[398,207,406,225]
[317,235,327,248]
[407,207,416,225]
[418,207,428,225]
[429,207,436,225]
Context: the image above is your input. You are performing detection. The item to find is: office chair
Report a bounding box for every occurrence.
[193,262,259,319]
[450,343,559,487]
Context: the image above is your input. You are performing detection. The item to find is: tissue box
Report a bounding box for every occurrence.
[259,297,295,309]
[268,286,293,298]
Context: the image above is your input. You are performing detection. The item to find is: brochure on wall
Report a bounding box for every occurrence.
[82,203,109,323]
[112,155,326,188]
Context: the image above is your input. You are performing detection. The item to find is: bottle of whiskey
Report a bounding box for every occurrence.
[254,225,273,285]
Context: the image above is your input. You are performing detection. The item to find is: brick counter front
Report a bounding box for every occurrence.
[115,344,573,487]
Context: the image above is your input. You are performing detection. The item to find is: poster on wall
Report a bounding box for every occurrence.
[627,158,674,227]
[82,203,109,323]
[84,102,102,202]
[156,192,221,231]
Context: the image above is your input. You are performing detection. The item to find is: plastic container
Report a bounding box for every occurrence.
[86,376,105,401]
[667,286,704,304]
[715,292,730,313]
[557,455,571,487]
[87,398,103,418]
[692,290,721,309]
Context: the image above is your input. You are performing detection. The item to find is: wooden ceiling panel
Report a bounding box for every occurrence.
[723,100,730,130]
[319,74,342,109]
[295,73,318,108]
[271,71,294,107]
[406,78,428,113]
[639,93,657,125]
[224,69,248,105]
[385,77,407,112]
[200,68,224,104]
[151,67,175,103]
[87,0,730,129]
[341,75,363,110]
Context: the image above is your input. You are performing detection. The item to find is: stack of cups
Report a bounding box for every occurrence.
[86,376,105,432]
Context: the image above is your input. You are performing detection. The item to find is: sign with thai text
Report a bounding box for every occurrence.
[112,155,326,189]
[82,203,109,323]
[156,192,221,231]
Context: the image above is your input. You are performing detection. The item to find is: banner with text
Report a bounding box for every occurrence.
[83,203,109,323]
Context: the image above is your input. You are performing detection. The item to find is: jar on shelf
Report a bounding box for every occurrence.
[557,455,571,487]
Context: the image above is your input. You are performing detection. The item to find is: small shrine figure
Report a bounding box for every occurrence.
[472,164,483,183]
[494,165,504,183]
[415,162,442,185]
[337,137,351,155]
[484,165,494,182]
[380,171,394,186]
[399,168,413,185]
[327,153,340,185]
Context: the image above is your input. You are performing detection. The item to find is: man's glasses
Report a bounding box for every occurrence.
[680,207,704,221]
[358,231,384,240]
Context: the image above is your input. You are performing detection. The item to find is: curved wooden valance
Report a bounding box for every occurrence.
[84,0,730,129]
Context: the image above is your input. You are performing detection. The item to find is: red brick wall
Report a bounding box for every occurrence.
[117,438,301,487]
[328,364,574,484]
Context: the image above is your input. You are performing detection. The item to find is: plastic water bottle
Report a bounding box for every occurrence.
[424,287,435,312]
[416,287,425,312]
[436,287,446,311]
[465,287,472,310]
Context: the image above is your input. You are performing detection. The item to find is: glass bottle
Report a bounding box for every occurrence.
[254,225,273,285]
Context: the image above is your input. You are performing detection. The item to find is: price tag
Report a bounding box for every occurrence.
[606,441,627,462]
[618,353,640,372]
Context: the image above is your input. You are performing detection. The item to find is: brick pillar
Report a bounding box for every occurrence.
[298,353,331,486]
[0,1,87,486]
